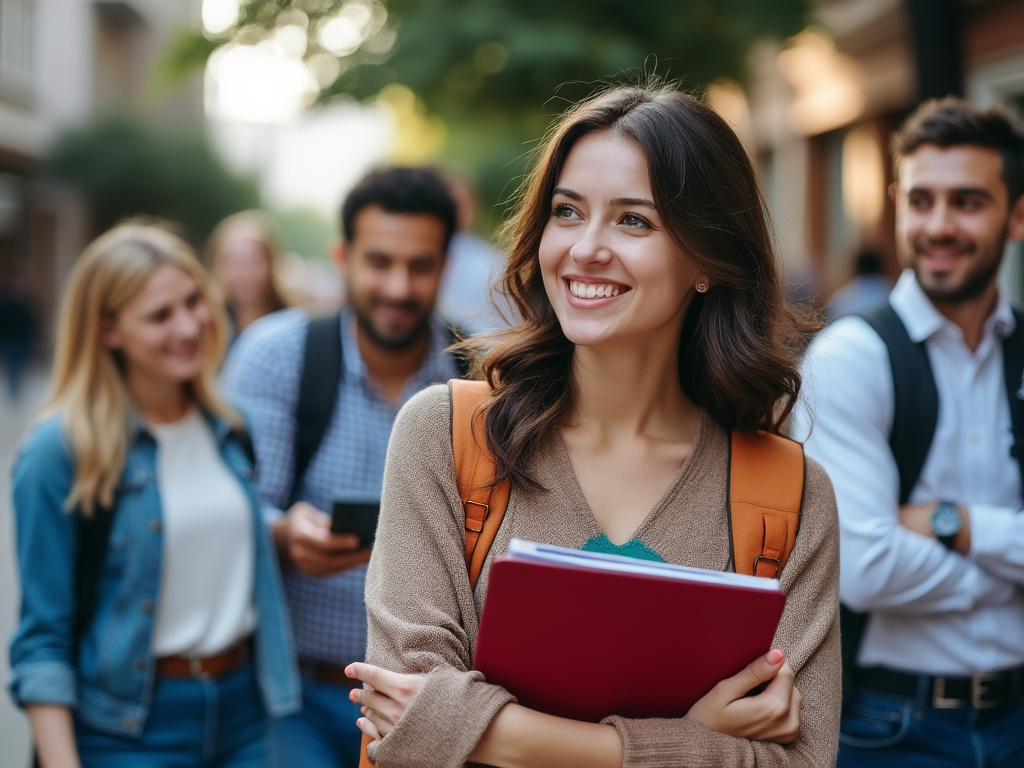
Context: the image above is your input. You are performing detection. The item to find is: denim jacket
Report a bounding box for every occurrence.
[8,413,301,736]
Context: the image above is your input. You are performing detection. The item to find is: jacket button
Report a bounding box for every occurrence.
[140,600,154,614]
[134,659,146,670]
[148,520,161,533]
[122,716,135,729]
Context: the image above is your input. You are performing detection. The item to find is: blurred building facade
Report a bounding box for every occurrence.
[738,0,1024,305]
[0,0,203,346]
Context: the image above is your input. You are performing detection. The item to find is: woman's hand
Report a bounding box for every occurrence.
[345,662,426,741]
[685,648,801,743]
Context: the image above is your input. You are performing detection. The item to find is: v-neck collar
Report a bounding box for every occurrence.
[545,409,712,547]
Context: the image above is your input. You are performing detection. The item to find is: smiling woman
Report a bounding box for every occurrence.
[7,222,299,768]
[351,81,841,768]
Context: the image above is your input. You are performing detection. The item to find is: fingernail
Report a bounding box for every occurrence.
[349,690,357,702]
[345,664,354,677]
[767,647,785,664]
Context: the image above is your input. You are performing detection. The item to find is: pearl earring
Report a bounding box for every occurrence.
[696,282,709,293]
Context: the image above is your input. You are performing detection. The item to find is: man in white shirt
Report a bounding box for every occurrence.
[792,98,1024,766]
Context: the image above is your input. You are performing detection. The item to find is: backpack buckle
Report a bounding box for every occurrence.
[753,555,782,578]
[465,500,489,533]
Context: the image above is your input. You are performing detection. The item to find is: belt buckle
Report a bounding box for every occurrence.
[189,657,212,681]
[972,673,1002,709]
[932,677,967,708]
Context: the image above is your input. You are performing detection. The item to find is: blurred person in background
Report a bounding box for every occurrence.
[794,97,1024,767]
[825,249,894,321]
[222,166,466,768]
[0,273,38,401]
[438,170,512,335]
[206,210,292,343]
[8,222,299,768]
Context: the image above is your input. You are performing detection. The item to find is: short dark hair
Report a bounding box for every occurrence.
[340,166,458,250]
[891,96,1024,203]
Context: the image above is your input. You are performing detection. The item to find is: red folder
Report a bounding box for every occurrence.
[473,542,786,722]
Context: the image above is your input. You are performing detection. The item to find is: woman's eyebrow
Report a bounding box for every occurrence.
[553,187,656,209]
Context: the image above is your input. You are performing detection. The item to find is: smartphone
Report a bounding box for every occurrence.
[330,495,381,546]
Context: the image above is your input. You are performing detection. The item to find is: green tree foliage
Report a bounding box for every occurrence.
[45,115,261,245]
[170,0,809,222]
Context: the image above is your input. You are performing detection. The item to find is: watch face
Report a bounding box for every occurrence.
[932,504,961,537]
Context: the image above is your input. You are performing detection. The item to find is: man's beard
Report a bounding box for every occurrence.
[912,230,1006,305]
[355,304,432,352]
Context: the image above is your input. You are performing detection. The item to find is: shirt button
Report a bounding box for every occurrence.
[122,716,135,729]
[140,600,154,614]
[134,659,146,671]
[970,435,980,445]
[148,520,161,533]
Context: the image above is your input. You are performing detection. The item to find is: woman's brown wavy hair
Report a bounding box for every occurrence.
[471,83,811,491]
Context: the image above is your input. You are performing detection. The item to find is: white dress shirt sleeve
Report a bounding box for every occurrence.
[971,503,1024,583]
[791,317,1016,614]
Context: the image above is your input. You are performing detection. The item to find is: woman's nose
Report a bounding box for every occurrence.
[569,224,612,265]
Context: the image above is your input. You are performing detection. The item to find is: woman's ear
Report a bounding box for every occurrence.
[100,316,121,350]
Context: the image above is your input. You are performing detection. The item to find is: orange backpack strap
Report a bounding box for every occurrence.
[359,734,374,768]
[450,379,511,590]
[729,429,804,579]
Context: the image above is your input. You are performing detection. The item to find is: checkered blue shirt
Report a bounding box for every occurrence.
[222,307,460,665]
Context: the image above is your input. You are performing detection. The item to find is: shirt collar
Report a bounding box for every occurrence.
[339,307,459,389]
[890,268,1016,344]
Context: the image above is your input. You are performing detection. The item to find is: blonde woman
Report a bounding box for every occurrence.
[8,222,299,768]
[206,210,292,341]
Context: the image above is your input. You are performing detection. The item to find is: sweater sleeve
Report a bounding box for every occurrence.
[600,458,842,768]
[364,385,515,768]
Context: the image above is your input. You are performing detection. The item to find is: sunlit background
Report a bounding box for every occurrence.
[1,0,1024,759]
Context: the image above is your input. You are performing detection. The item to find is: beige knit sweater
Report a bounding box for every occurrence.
[365,384,841,768]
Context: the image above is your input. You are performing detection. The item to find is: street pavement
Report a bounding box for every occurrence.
[1,365,49,766]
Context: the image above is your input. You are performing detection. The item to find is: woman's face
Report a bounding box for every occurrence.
[102,264,212,392]
[538,129,703,351]
[214,234,272,308]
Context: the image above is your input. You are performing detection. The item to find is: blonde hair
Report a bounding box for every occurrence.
[41,222,242,516]
[205,209,290,315]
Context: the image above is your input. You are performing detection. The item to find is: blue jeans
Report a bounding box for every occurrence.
[838,688,1024,768]
[75,662,267,768]
[268,675,364,768]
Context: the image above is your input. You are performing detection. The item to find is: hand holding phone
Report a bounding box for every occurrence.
[330,495,381,547]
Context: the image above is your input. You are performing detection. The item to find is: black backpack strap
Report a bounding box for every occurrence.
[861,303,939,505]
[1003,307,1024,481]
[74,503,115,641]
[289,312,343,506]
[839,304,939,713]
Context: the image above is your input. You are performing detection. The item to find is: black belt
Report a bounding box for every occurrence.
[856,665,1024,710]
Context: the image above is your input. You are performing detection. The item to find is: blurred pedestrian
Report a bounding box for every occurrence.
[438,171,511,335]
[0,274,37,401]
[8,222,299,768]
[222,166,465,768]
[347,82,840,767]
[825,249,893,320]
[793,97,1024,766]
[206,210,291,342]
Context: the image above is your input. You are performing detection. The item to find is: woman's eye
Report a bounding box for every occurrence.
[621,213,650,229]
[552,204,578,220]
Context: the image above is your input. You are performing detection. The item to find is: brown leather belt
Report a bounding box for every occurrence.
[156,640,250,681]
[299,658,362,688]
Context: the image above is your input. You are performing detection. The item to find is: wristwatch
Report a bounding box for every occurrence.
[930,502,962,549]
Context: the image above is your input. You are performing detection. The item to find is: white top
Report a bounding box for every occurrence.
[150,408,256,657]
[791,269,1024,676]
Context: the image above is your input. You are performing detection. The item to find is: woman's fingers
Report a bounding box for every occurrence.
[712,648,787,702]
[357,715,382,740]
[346,663,426,703]
[351,687,402,725]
